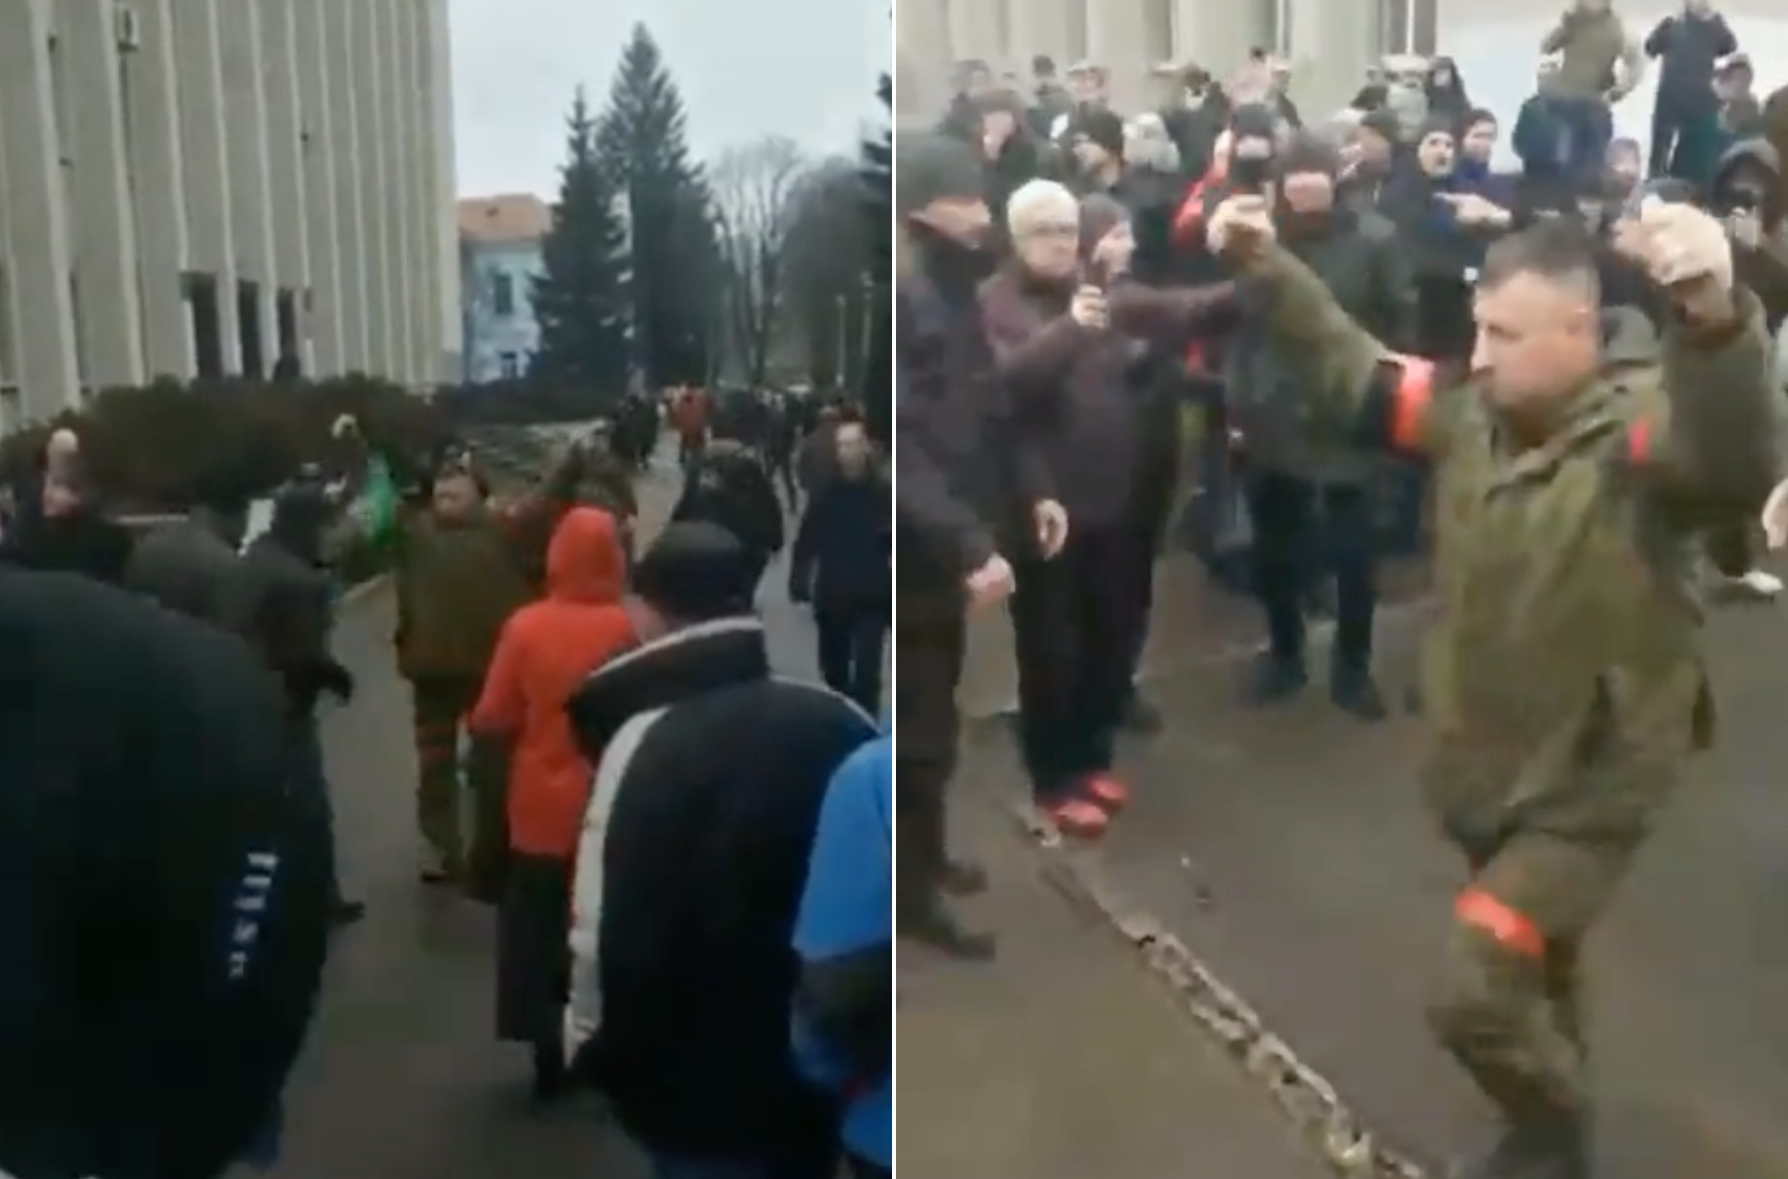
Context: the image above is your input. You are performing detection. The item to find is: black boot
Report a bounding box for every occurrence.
[1450,1111,1589,1179]
[1330,662,1387,721]
[1242,652,1307,707]
[898,891,996,960]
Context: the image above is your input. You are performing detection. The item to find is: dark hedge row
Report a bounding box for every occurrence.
[0,377,609,511]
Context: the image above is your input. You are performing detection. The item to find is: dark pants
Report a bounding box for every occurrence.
[1010,525,1135,800]
[1558,96,1613,182]
[1648,102,1684,178]
[1247,472,1377,671]
[1122,456,1180,692]
[815,603,888,714]
[496,854,572,1044]
[893,606,965,915]
[285,713,343,905]
[1706,520,1754,577]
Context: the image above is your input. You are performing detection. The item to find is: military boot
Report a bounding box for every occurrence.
[1449,1110,1589,1179]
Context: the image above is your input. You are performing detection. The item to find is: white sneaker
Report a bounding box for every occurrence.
[1727,569,1784,598]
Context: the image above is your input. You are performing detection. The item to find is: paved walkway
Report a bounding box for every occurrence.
[940,554,1788,1178]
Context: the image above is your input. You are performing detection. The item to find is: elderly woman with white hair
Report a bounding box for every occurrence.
[977,178,1236,838]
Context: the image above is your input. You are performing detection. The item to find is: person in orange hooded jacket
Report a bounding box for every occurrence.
[469,505,634,1098]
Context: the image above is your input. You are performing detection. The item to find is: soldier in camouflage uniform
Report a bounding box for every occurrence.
[1208,194,1781,1178]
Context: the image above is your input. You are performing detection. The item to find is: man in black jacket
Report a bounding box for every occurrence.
[563,522,878,1179]
[894,135,1009,958]
[243,478,364,926]
[0,567,330,1179]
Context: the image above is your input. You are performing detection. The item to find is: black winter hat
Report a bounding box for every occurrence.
[1070,107,1127,157]
[897,134,986,217]
[632,521,756,620]
[0,568,330,1179]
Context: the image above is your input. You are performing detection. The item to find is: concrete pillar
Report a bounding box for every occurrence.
[1007,0,1078,71]
[1286,0,1377,116]
[425,0,461,382]
[945,0,1005,71]
[1172,0,1256,83]
[259,0,310,370]
[322,0,368,371]
[291,0,342,375]
[895,0,953,117]
[374,0,415,384]
[348,0,393,377]
[1087,0,1154,109]
[171,0,240,375]
[0,0,82,416]
[217,0,277,378]
[394,0,435,388]
[58,0,147,389]
[121,0,195,380]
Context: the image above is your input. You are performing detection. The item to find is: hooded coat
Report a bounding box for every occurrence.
[470,506,633,858]
[1712,138,1788,332]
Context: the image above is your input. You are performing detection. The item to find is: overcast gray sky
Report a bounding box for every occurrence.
[449,0,890,197]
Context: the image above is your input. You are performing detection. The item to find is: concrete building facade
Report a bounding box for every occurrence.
[897,0,1439,121]
[457,194,550,385]
[0,0,463,433]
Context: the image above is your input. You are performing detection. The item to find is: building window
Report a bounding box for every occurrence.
[1379,0,1435,54]
[491,271,515,318]
[498,351,520,379]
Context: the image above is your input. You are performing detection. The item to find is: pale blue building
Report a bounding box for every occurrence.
[457,194,551,383]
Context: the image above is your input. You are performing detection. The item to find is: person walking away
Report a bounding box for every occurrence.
[796,403,843,500]
[0,461,131,584]
[0,565,330,1179]
[1539,0,1646,182]
[243,478,365,928]
[125,458,264,635]
[765,394,802,511]
[344,444,586,896]
[789,418,891,714]
[1206,193,1779,1179]
[468,506,633,1101]
[792,734,893,1179]
[982,181,1235,835]
[1643,0,1738,179]
[560,522,879,1179]
[1229,136,1413,719]
[894,136,1010,956]
[672,437,785,597]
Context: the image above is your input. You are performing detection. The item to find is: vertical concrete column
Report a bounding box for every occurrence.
[1172,0,1254,82]
[394,0,435,388]
[374,0,416,384]
[170,0,241,374]
[290,0,341,375]
[58,0,147,388]
[122,0,195,380]
[259,0,310,368]
[425,0,461,382]
[348,0,393,377]
[217,0,277,377]
[0,0,81,416]
[1287,0,1377,116]
[945,0,1005,70]
[895,0,952,116]
[1007,0,1078,71]
[322,0,368,370]
[1086,0,1154,109]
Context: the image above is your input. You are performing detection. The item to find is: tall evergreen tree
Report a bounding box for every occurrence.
[861,74,893,442]
[530,87,629,403]
[598,25,720,389]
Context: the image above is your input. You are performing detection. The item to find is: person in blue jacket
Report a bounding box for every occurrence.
[792,733,893,1179]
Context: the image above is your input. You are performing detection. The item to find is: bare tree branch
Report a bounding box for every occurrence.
[710,135,807,387]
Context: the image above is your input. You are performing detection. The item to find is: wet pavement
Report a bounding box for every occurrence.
[255,452,822,1179]
[940,551,1788,1178]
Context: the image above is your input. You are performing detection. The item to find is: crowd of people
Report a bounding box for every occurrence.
[898,3,1788,1176]
[0,386,893,1179]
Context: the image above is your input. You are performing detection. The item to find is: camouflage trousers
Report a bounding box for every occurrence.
[1428,830,1635,1122]
[411,676,508,890]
